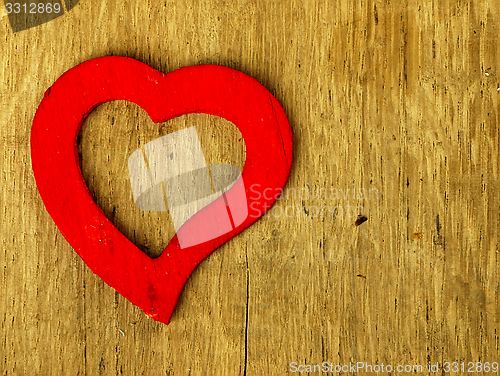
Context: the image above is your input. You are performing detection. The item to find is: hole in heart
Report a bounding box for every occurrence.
[77,101,246,258]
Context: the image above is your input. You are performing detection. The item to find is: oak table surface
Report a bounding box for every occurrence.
[1,0,500,375]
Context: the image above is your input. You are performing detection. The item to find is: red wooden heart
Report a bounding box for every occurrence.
[31,56,293,324]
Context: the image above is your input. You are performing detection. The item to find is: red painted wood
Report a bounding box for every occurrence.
[31,57,293,324]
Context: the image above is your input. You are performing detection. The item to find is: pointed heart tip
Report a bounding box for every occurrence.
[145,310,172,325]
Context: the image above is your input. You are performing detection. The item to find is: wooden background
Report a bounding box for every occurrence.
[2,0,500,374]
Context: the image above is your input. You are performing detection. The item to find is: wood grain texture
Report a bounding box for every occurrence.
[2,0,500,374]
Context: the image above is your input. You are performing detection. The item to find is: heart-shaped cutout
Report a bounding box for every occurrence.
[78,111,246,259]
[31,56,293,324]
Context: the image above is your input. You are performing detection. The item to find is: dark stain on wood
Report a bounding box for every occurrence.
[355,215,368,226]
